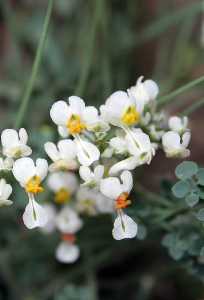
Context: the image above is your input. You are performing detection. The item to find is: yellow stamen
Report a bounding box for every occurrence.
[115,192,131,209]
[121,106,140,126]
[55,188,70,204]
[25,176,44,194]
[67,114,86,135]
[61,233,76,243]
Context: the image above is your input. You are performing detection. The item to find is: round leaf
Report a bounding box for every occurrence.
[185,192,199,207]
[175,161,198,180]
[172,180,190,198]
[196,168,204,186]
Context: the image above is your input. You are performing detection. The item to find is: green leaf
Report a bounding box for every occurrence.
[172,180,190,198]
[185,192,199,207]
[196,168,204,186]
[175,161,198,180]
[198,188,204,200]
[196,208,204,221]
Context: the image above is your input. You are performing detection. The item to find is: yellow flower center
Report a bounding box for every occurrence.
[115,192,131,209]
[121,106,140,126]
[55,188,71,204]
[25,176,44,194]
[67,114,86,135]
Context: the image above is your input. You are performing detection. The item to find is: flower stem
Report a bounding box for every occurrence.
[157,74,204,108]
[15,0,54,128]
[180,97,204,116]
[75,0,102,96]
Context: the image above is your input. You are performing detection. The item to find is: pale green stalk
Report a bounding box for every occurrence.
[15,0,54,128]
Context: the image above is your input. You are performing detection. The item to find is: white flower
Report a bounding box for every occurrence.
[95,192,114,214]
[100,171,137,240]
[100,170,133,202]
[56,241,79,264]
[100,91,143,127]
[75,136,100,166]
[12,157,48,229]
[109,129,155,174]
[0,178,12,207]
[128,76,159,106]
[1,128,32,159]
[76,187,97,215]
[41,204,57,234]
[168,116,188,133]
[112,212,138,240]
[48,171,78,204]
[44,139,78,172]
[56,206,83,234]
[79,165,104,187]
[0,157,13,171]
[162,131,191,158]
[50,96,99,136]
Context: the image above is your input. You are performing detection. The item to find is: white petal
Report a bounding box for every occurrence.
[76,138,100,166]
[109,156,138,175]
[162,131,181,149]
[58,139,77,160]
[83,106,99,125]
[143,79,159,100]
[56,242,79,263]
[58,126,69,138]
[56,207,83,233]
[41,204,57,234]
[79,166,92,182]
[19,128,28,144]
[94,165,104,180]
[23,197,48,229]
[182,132,191,148]
[36,159,48,181]
[68,96,85,115]
[112,214,137,240]
[120,170,133,194]
[1,182,12,200]
[12,157,36,185]
[1,129,19,148]
[44,142,60,162]
[0,199,13,207]
[50,101,70,126]
[100,177,122,199]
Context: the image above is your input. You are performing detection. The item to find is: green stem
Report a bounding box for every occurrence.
[180,98,204,116]
[75,0,102,96]
[157,74,204,108]
[15,0,54,128]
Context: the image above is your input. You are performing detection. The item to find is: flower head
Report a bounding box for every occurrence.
[100,91,143,127]
[12,157,48,229]
[47,171,78,204]
[127,76,159,106]
[162,131,191,158]
[44,139,78,172]
[50,96,99,137]
[1,128,32,159]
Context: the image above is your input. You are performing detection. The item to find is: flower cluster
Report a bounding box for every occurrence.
[0,76,191,263]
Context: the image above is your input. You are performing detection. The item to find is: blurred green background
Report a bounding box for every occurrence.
[1,0,204,299]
